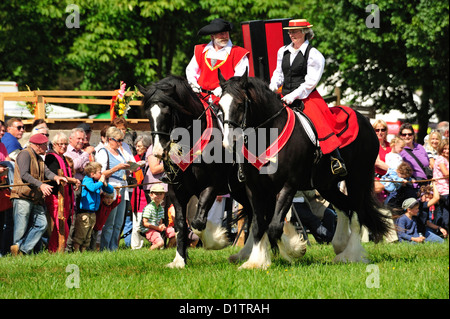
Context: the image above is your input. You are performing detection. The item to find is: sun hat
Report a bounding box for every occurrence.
[283,19,313,30]
[402,198,419,210]
[197,18,233,36]
[150,184,166,193]
[29,133,49,145]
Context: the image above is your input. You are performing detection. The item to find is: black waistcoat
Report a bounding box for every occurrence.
[281,43,313,96]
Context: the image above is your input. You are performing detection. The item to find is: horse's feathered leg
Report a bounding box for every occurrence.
[239,186,273,270]
[191,186,228,250]
[333,211,369,263]
[166,190,189,268]
[268,186,306,263]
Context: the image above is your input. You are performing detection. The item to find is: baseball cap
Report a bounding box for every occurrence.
[402,198,419,210]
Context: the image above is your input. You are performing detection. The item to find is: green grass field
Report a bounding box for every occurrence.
[0,240,448,300]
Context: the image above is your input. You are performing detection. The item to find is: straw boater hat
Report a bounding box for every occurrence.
[197,18,233,36]
[283,19,313,30]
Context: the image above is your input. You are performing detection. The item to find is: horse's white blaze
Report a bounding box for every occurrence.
[150,104,164,157]
[238,233,271,270]
[193,221,228,250]
[219,93,234,152]
[166,250,186,269]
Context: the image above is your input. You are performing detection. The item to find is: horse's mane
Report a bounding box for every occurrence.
[222,75,282,109]
[140,75,204,117]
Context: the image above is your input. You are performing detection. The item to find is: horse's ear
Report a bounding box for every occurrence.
[160,83,176,95]
[239,67,249,87]
[137,84,146,95]
[218,68,226,87]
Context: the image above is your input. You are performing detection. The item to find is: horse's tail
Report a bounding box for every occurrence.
[356,182,393,242]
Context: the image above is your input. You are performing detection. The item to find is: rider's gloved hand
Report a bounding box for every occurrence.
[281,93,295,105]
[269,82,279,92]
[212,86,222,97]
[190,83,202,93]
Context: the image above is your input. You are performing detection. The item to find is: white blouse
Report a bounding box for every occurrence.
[270,40,325,100]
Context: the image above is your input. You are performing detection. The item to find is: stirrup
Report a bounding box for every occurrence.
[331,157,347,177]
[238,164,246,182]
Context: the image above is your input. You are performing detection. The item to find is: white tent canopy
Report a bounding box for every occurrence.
[3,101,88,119]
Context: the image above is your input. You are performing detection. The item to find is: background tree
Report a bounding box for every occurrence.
[300,0,449,141]
[1,0,448,133]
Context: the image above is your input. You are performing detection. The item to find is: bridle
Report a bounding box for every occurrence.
[222,92,287,130]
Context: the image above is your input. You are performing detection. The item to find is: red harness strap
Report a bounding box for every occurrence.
[170,104,214,171]
[242,106,296,171]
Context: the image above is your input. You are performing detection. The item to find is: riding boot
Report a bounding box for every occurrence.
[330,148,347,177]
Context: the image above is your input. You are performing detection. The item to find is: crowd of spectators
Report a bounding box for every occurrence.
[0,117,448,257]
[0,117,175,257]
[373,120,449,243]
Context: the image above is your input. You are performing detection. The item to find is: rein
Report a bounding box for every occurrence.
[223,94,287,130]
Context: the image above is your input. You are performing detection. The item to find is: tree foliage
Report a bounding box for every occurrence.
[0,0,448,132]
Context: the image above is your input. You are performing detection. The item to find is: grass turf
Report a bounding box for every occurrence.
[0,240,448,299]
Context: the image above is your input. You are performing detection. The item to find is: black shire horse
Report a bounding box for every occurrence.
[138,75,252,268]
[219,73,391,269]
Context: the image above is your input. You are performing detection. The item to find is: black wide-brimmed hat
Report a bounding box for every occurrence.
[197,18,233,36]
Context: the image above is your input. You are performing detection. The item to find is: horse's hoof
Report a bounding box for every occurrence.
[166,251,186,268]
[228,253,247,264]
[333,251,369,264]
[238,261,270,270]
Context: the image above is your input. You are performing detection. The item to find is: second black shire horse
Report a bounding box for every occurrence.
[219,73,391,269]
[138,75,252,268]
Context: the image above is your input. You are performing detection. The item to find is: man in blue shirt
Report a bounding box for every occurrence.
[1,118,24,160]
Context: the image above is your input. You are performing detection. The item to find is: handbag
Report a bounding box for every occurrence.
[404,149,433,179]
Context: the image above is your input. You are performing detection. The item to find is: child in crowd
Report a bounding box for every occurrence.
[433,139,449,231]
[385,137,405,170]
[382,162,416,210]
[417,184,447,239]
[397,197,445,243]
[90,191,122,251]
[139,184,176,250]
[73,162,113,252]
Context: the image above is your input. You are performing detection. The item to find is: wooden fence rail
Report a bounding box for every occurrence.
[0,90,148,130]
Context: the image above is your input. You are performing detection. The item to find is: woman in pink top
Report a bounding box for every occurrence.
[433,139,449,231]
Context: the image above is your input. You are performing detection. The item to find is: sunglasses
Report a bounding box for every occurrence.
[41,133,49,137]
[110,138,124,143]
[14,125,25,130]
[401,133,414,137]
[375,128,387,132]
